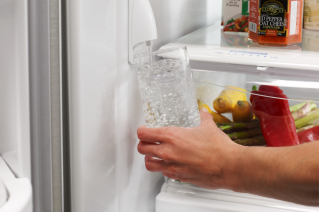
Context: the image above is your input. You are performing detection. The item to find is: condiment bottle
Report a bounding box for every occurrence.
[249,0,303,45]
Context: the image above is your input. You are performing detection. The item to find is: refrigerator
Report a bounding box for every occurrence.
[0,0,318,212]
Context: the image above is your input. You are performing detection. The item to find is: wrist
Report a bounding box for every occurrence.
[222,144,247,192]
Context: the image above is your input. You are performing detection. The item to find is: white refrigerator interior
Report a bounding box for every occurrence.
[0,0,32,212]
[68,0,319,212]
[68,0,221,211]
[156,13,319,211]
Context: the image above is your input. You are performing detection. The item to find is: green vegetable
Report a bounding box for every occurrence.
[296,125,314,133]
[240,26,248,32]
[291,102,317,120]
[295,108,319,129]
[239,20,248,27]
[290,102,306,113]
[239,21,248,31]
[218,120,260,132]
[289,102,317,113]
[233,135,266,146]
[252,85,258,91]
[227,128,263,140]
[227,19,235,29]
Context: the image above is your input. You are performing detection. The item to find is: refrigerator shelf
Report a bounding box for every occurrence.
[156,178,319,212]
[160,21,319,77]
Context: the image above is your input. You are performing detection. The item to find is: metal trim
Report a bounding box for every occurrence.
[60,0,72,211]
[28,0,53,211]
[29,0,71,211]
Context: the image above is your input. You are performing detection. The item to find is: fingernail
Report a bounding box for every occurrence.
[201,108,209,113]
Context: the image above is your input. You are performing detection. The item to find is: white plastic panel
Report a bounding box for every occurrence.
[0,157,32,212]
[0,179,32,212]
[0,0,31,179]
[0,180,6,209]
[157,182,319,212]
[160,21,319,72]
[0,158,15,181]
[2,151,19,177]
[0,1,19,155]
[149,0,222,52]
[67,0,221,212]
[128,0,157,63]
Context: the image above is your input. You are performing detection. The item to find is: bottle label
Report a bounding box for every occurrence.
[258,0,288,36]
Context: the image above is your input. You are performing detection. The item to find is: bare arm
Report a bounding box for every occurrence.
[233,140,319,206]
[137,110,319,206]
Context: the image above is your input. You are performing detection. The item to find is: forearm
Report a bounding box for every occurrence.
[228,142,319,206]
[137,111,319,206]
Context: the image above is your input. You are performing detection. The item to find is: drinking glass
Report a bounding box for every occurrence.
[134,46,201,128]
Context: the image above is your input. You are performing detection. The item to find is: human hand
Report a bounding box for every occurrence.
[137,110,319,206]
[137,109,243,190]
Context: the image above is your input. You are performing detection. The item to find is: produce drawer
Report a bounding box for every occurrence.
[159,177,319,212]
[193,70,319,147]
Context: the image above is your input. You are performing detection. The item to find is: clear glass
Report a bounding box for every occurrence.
[134,47,201,128]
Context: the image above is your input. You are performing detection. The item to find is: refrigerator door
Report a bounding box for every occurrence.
[67,0,221,211]
[67,0,318,211]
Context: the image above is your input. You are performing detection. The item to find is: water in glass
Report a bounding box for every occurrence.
[135,48,201,128]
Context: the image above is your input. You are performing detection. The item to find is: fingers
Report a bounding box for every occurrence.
[138,141,175,162]
[144,156,191,175]
[145,156,189,174]
[137,141,161,158]
[144,156,170,172]
[137,126,175,143]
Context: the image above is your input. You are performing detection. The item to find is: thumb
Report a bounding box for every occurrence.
[200,108,209,113]
[199,109,215,125]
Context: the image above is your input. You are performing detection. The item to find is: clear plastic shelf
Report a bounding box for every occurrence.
[160,21,319,75]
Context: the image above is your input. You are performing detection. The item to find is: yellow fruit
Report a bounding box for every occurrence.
[195,85,219,107]
[198,100,231,124]
[211,111,231,124]
[198,100,212,113]
[232,101,254,122]
[213,86,247,114]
